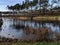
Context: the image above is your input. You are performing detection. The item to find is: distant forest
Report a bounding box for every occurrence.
[0,0,60,15]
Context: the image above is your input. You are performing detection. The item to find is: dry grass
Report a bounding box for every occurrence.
[0,41,60,45]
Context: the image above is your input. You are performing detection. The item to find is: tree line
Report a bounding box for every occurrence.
[7,0,60,15]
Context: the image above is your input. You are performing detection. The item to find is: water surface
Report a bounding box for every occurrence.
[0,18,60,39]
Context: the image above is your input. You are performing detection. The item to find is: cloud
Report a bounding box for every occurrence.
[0,0,24,11]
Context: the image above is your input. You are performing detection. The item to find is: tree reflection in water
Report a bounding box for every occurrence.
[0,18,60,40]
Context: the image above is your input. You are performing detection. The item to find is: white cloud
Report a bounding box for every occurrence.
[0,0,24,11]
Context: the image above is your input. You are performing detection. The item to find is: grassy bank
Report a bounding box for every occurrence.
[33,16,60,21]
[0,41,60,45]
[4,15,60,21]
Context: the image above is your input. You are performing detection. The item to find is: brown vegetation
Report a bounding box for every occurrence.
[0,27,60,42]
[23,27,50,41]
[23,27,60,42]
[0,18,3,27]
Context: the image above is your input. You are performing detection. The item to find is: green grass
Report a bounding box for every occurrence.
[0,42,60,45]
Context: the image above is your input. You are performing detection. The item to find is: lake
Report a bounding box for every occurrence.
[0,18,60,40]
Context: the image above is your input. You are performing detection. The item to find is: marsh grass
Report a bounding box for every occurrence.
[0,41,60,45]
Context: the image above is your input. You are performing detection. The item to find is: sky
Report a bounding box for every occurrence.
[0,0,24,11]
[0,0,60,11]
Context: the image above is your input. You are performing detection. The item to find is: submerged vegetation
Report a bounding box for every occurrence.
[0,18,3,27]
[0,27,60,42]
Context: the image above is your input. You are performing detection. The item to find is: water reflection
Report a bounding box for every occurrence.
[0,18,60,39]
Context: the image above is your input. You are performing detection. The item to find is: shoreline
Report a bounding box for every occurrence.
[0,27,58,42]
[2,15,60,21]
